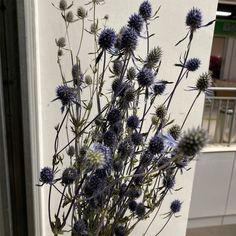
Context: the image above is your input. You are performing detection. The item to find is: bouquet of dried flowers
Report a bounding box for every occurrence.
[38,1,214,235]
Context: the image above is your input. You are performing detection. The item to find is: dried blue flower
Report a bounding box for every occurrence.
[178,127,207,156]
[128,200,137,212]
[139,1,152,20]
[104,130,117,147]
[145,47,162,68]
[113,160,123,172]
[131,132,143,146]
[120,27,138,52]
[62,167,78,185]
[98,28,116,50]
[107,108,121,124]
[163,176,175,189]
[186,58,201,71]
[114,225,126,236]
[155,105,167,120]
[196,72,212,92]
[73,219,88,235]
[186,8,202,31]
[128,185,142,199]
[148,136,164,154]
[135,202,146,217]
[153,83,166,95]
[118,139,133,158]
[157,157,170,168]
[140,151,153,167]
[40,167,54,184]
[127,115,140,129]
[128,13,144,34]
[170,200,182,213]
[127,67,136,80]
[137,68,154,87]
[56,85,75,107]
[168,125,181,140]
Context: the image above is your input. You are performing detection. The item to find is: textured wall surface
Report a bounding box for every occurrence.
[35,0,218,235]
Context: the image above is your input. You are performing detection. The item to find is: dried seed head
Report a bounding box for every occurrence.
[56,37,66,48]
[127,67,136,81]
[59,0,68,11]
[66,11,74,23]
[145,47,162,68]
[77,6,87,19]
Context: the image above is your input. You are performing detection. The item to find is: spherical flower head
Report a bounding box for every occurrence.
[66,11,74,23]
[128,185,142,199]
[124,87,136,103]
[178,127,207,156]
[131,132,143,146]
[128,200,137,212]
[137,68,154,87]
[56,85,75,106]
[113,159,123,172]
[186,58,201,71]
[153,83,166,95]
[170,200,182,213]
[196,72,212,92]
[73,219,87,235]
[59,0,67,11]
[155,105,167,120]
[168,124,181,140]
[148,136,164,154]
[127,67,136,81]
[62,167,78,185]
[56,37,66,48]
[86,148,106,169]
[77,6,87,19]
[145,47,162,69]
[157,157,170,168]
[114,225,126,236]
[136,202,146,217]
[40,167,54,184]
[104,130,117,147]
[127,115,140,129]
[67,145,75,157]
[128,13,144,34]
[139,1,152,20]
[120,27,138,53]
[140,151,153,167]
[118,139,133,158]
[163,176,175,189]
[85,75,92,85]
[107,108,121,124]
[186,8,202,31]
[98,28,116,50]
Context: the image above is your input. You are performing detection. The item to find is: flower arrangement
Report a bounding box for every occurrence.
[38,1,214,235]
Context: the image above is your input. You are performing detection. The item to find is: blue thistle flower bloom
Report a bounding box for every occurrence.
[127,115,140,129]
[186,8,202,31]
[135,202,146,217]
[139,1,152,20]
[148,136,164,154]
[186,58,201,71]
[163,176,175,189]
[104,130,117,147]
[140,151,153,167]
[62,167,78,185]
[128,13,144,34]
[170,200,182,213]
[107,108,121,124]
[137,68,154,87]
[120,27,138,52]
[40,167,54,184]
[128,200,137,212]
[153,83,166,95]
[131,132,143,146]
[73,219,88,235]
[157,156,170,168]
[118,139,133,158]
[56,85,75,106]
[128,184,142,199]
[98,28,116,50]
[114,225,126,236]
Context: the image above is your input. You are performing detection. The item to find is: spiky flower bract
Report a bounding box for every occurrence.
[186,7,202,31]
[104,130,117,147]
[153,82,166,95]
[98,28,116,50]
[127,115,140,129]
[128,13,144,34]
[163,176,175,189]
[155,105,167,120]
[170,200,182,213]
[139,1,152,20]
[178,127,207,156]
[140,151,153,167]
[145,47,162,68]
[118,139,133,158]
[73,219,88,235]
[186,58,201,71]
[196,72,212,92]
[137,68,154,87]
[56,85,75,106]
[168,124,181,140]
[127,67,136,80]
[77,6,87,19]
[107,108,121,124]
[62,167,78,185]
[131,132,143,146]
[120,27,138,52]
[40,167,54,184]
[148,136,164,154]
[136,202,146,217]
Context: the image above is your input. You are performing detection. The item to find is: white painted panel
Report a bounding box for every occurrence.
[225,153,236,215]
[189,152,235,218]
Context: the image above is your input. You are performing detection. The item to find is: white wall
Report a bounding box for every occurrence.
[36,0,218,235]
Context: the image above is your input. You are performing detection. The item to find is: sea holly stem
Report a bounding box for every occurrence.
[76,18,85,57]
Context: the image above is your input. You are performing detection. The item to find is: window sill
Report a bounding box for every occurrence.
[202,144,236,153]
